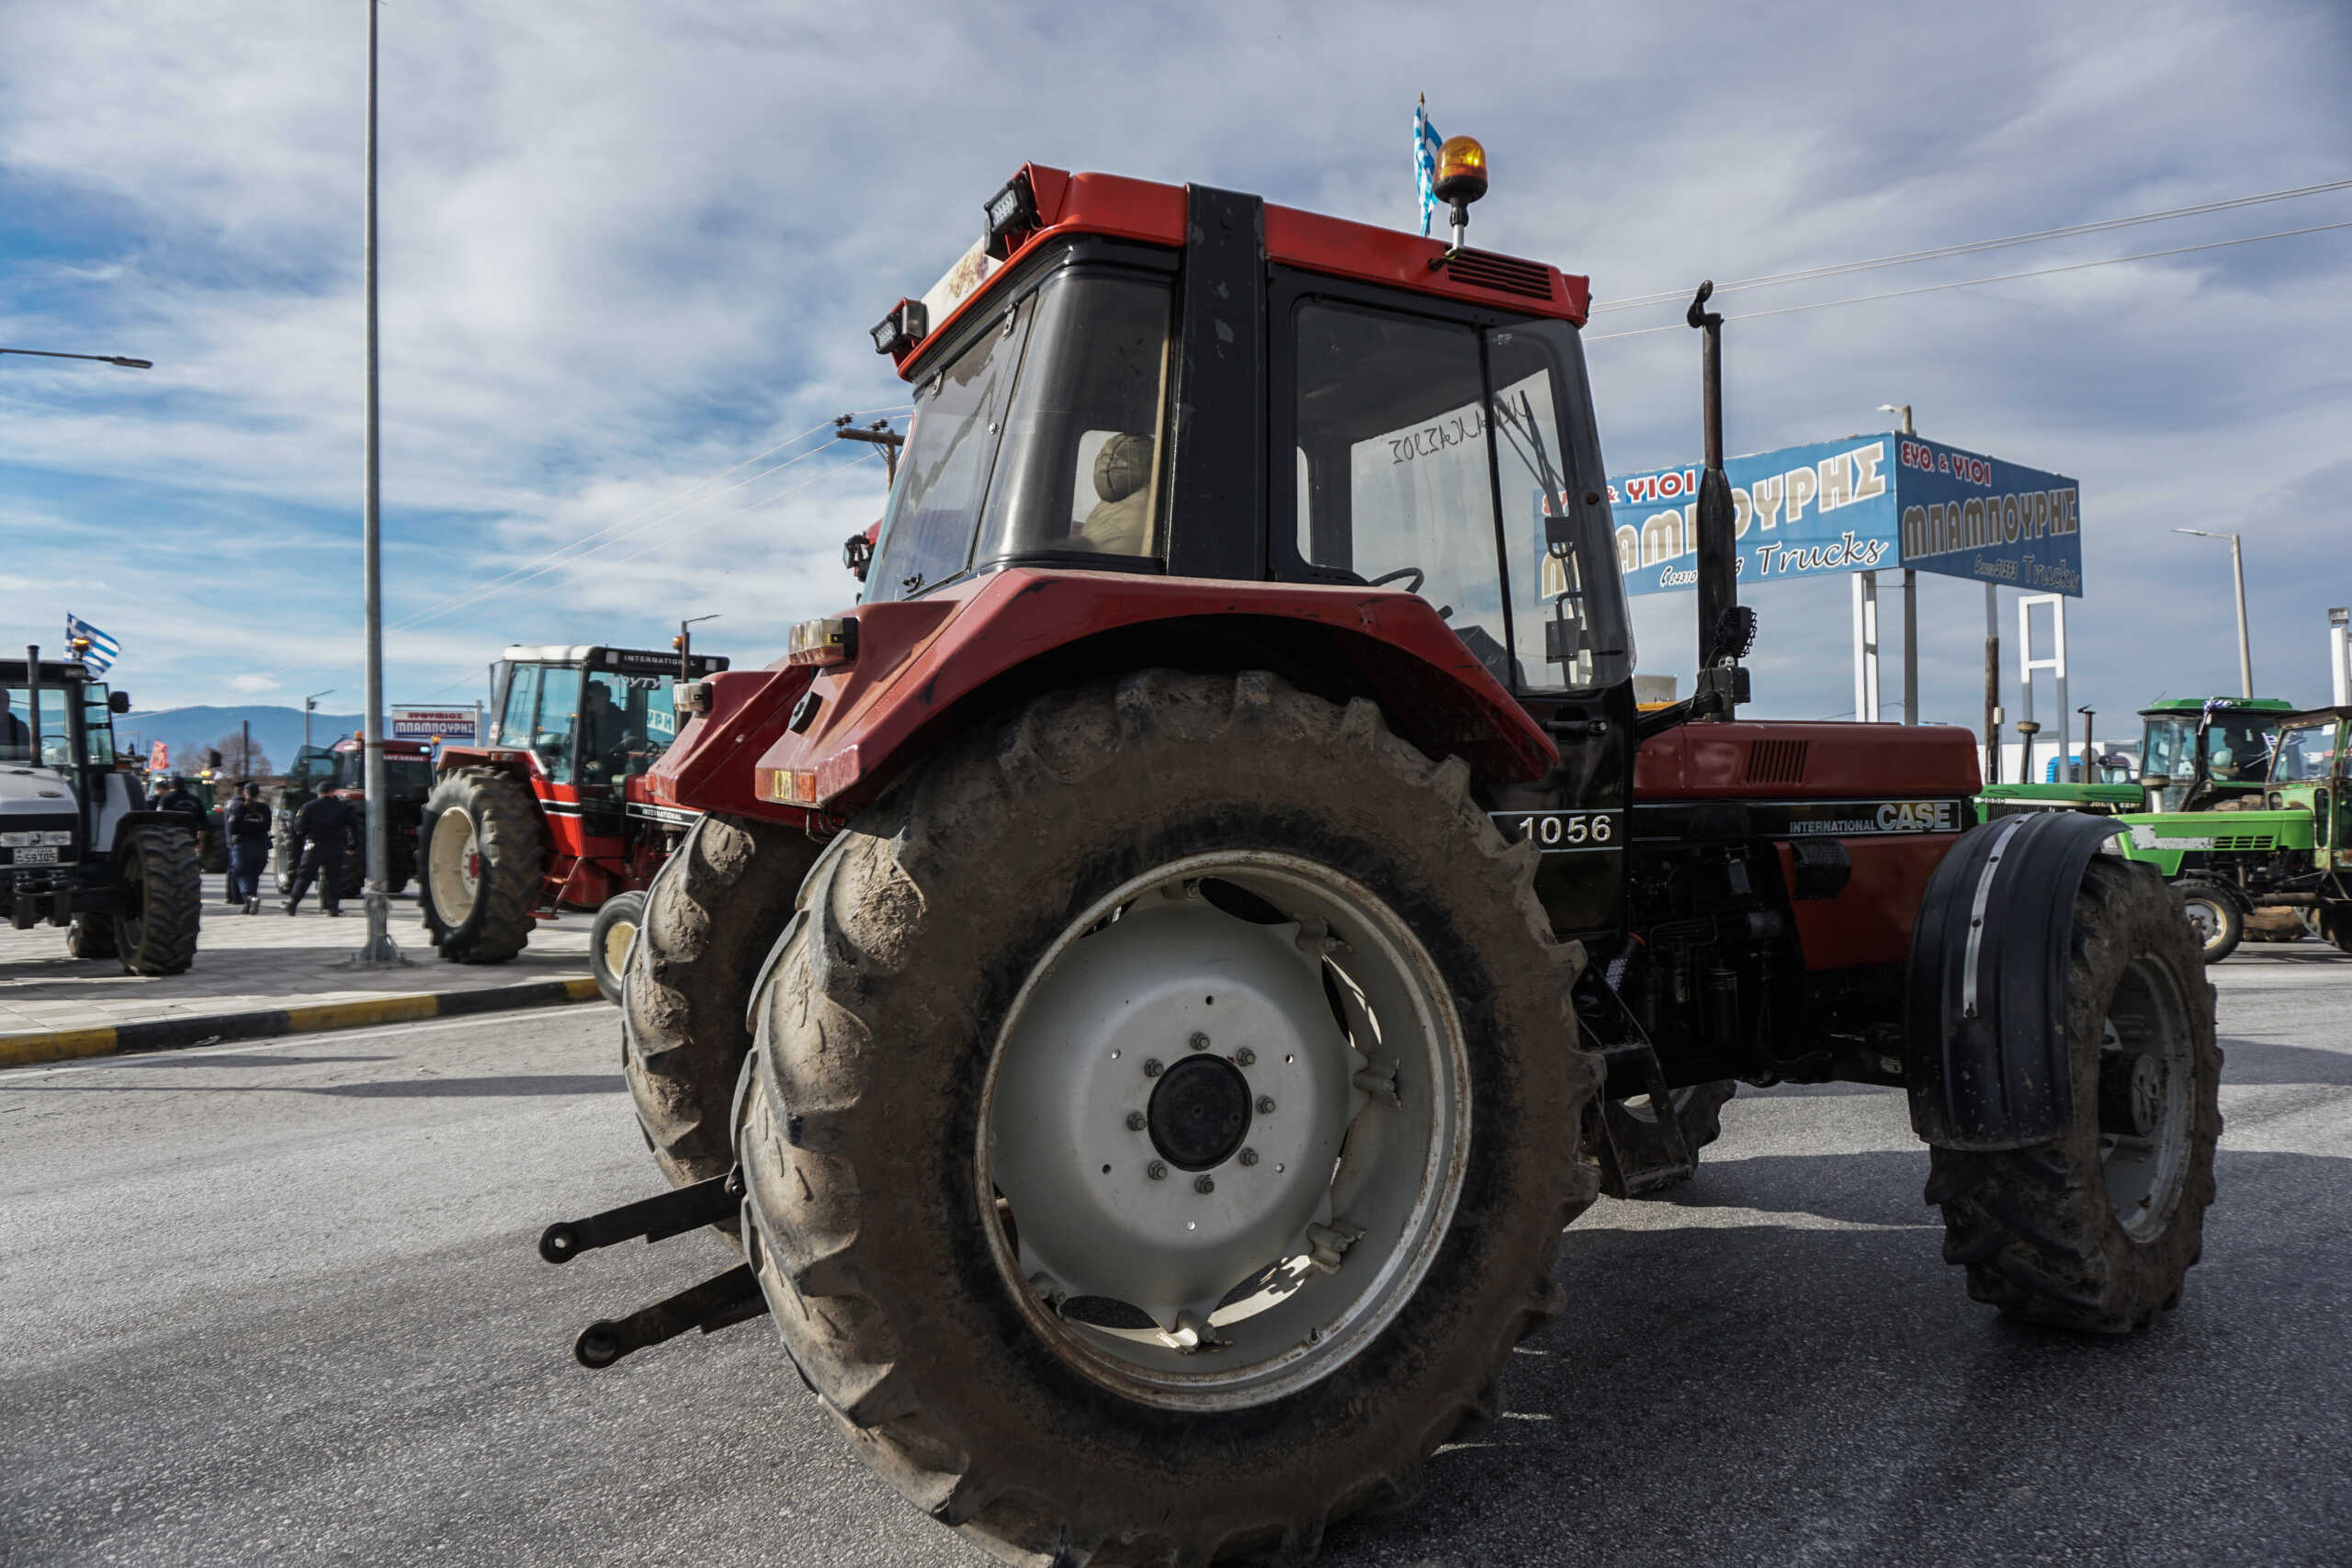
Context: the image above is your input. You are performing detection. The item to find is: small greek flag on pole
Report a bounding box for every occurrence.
[65,614,120,674]
[1415,96,1443,237]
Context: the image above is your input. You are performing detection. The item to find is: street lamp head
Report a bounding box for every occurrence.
[107,357,153,369]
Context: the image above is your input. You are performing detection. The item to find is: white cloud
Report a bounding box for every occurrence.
[227,673,281,694]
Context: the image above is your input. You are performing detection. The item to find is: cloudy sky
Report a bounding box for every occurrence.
[4,0,2349,739]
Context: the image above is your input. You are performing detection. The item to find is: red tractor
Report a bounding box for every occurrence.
[541,155,2219,1566]
[416,643,725,999]
[273,733,435,901]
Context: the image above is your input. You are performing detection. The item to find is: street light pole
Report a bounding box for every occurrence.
[0,347,153,368]
[352,0,401,966]
[304,688,334,750]
[2173,528,2254,698]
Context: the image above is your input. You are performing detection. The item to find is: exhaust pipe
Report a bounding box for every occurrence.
[1687,286,1752,717]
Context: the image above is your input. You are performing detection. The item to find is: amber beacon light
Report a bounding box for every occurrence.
[1429,135,1489,266]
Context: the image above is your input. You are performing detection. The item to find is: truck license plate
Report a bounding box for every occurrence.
[12,847,60,865]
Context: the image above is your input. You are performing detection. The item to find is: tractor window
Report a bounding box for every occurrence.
[1293,304,1513,687]
[533,667,584,785]
[81,687,116,767]
[977,272,1171,564]
[0,684,36,764]
[865,295,1031,603]
[577,671,667,788]
[2140,717,2191,780]
[500,663,543,753]
[2270,722,2337,784]
[1487,324,1633,692]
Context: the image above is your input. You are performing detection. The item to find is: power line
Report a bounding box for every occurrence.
[1591,176,2352,314]
[1583,219,2352,344]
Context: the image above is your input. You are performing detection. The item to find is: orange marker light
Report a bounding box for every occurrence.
[1434,136,1488,206]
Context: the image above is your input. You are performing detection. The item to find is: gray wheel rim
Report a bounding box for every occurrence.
[2099,955,2194,1241]
[978,852,1470,1411]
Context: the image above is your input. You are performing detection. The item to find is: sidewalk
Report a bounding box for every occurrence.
[2,874,604,1067]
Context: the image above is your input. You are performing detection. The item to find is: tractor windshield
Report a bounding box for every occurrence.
[0,682,76,769]
[382,753,434,804]
[577,669,675,786]
[2141,713,2275,782]
[2270,721,2341,784]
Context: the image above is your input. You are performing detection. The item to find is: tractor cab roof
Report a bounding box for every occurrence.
[882,164,1592,381]
[502,645,729,678]
[2139,696,2299,716]
[2273,705,2352,729]
[0,659,97,686]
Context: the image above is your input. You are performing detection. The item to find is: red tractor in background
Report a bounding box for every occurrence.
[539,154,2220,1567]
[273,733,435,901]
[416,643,725,1000]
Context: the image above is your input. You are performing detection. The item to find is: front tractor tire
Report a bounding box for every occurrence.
[735,671,1601,1565]
[113,824,200,976]
[2174,878,2242,964]
[417,767,544,964]
[622,815,819,1188]
[1930,858,2221,1333]
[588,890,648,1007]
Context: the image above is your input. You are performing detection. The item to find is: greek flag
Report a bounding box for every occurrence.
[1415,96,1442,237]
[65,614,119,674]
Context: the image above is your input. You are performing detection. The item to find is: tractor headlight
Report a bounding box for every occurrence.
[787,616,858,669]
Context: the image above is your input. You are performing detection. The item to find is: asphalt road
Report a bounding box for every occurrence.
[3,950,2346,1568]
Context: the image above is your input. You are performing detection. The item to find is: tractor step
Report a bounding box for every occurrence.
[572,1263,770,1369]
[1572,966,1698,1197]
[538,1172,738,1264]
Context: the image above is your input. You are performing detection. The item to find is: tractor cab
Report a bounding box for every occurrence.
[488,646,723,807]
[2138,696,2298,811]
[2267,706,2352,856]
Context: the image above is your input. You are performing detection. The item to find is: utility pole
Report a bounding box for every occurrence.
[2174,528,2254,698]
[351,0,401,967]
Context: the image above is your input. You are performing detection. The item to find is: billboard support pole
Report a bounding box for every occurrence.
[1851,571,1881,722]
[1984,584,2001,784]
[1902,570,1917,725]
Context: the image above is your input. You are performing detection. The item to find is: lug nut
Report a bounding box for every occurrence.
[1194,1175,1216,1194]
[1144,1057,1164,1077]
[1257,1096,1276,1114]
[1148,1160,1168,1180]
[1238,1147,1259,1167]
[1234,1047,1256,1067]
[1125,1111,1147,1131]
[1189,1032,1211,1052]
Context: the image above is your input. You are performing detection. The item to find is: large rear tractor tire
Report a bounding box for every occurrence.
[2317,901,2352,956]
[417,767,544,964]
[113,825,201,976]
[1929,858,2221,1333]
[736,671,1601,1565]
[2174,879,2241,964]
[622,815,820,1188]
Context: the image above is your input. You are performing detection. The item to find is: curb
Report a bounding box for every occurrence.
[0,976,605,1071]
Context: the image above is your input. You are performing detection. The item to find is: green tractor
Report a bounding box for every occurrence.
[1976,695,2297,822]
[2110,705,2352,962]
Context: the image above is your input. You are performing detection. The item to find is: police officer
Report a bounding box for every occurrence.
[284,785,359,916]
[155,774,206,831]
[221,782,272,913]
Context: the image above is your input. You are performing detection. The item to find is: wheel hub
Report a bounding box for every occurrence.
[1148,1055,1253,1171]
[2099,1049,2164,1140]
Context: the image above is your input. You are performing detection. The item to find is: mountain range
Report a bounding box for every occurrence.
[119,705,381,773]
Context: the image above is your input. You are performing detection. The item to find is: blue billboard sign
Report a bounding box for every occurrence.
[1605,434,2080,598]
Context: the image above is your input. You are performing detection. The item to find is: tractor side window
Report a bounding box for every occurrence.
[576,671,657,787]
[0,685,34,764]
[501,664,543,755]
[1293,304,1512,687]
[978,272,1171,564]
[865,296,1031,603]
[82,688,116,767]
[533,668,583,785]
[1487,324,1634,692]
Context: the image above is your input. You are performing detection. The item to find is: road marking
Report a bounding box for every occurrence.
[3,1003,608,1076]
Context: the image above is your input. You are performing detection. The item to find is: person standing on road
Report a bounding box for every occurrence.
[221,782,272,914]
[283,785,357,917]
